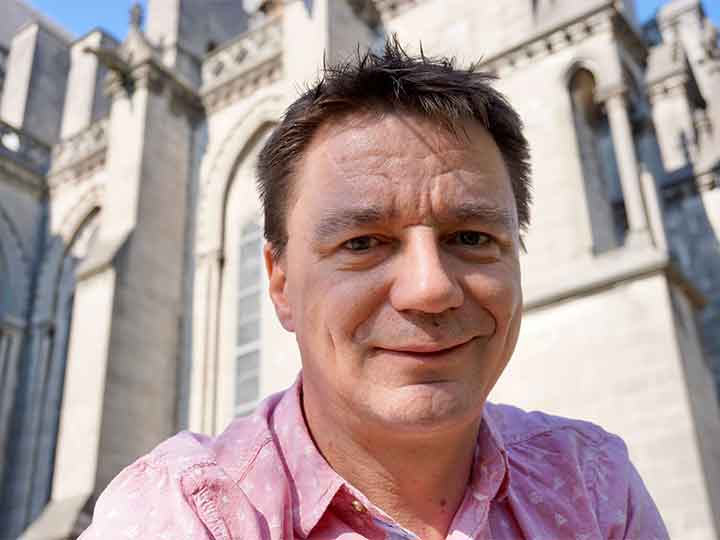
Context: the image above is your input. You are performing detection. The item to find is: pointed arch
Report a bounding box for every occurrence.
[190,92,287,433]
[196,92,288,256]
[33,183,103,321]
[566,61,627,253]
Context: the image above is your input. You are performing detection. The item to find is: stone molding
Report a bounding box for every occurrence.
[201,16,283,114]
[524,247,705,313]
[48,119,108,190]
[100,35,204,122]
[131,62,203,114]
[481,5,644,78]
[647,71,688,103]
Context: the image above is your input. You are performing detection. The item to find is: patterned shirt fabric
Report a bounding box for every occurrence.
[79,376,669,540]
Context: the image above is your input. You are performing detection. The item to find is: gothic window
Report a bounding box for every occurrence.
[235,217,262,415]
[569,68,627,253]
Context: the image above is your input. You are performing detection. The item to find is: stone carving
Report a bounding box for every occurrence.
[49,119,108,188]
[130,3,144,30]
[202,15,283,113]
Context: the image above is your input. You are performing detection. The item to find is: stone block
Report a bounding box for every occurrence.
[0,22,69,144]
[60,30,117,139]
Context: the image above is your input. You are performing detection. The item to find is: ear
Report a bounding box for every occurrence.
[264,243,295,332]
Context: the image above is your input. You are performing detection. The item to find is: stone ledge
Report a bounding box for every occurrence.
[481,3,645,78]
[523,246,705,312]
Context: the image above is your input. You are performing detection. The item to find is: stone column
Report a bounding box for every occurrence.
[22,25,202,538]
[604,91,649,240]
[60,30,117,139]
[189,250,223,434]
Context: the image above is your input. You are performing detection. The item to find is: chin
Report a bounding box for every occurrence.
[365,382,484,433]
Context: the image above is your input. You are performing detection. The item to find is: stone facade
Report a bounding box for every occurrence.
[0,1,718,538]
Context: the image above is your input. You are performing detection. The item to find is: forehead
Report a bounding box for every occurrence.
[291,111,516,227]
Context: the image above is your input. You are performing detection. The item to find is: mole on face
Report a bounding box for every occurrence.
[440,498,447,508]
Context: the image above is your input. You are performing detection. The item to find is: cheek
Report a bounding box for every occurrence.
[292,265,389,349]
[463,265,522,329]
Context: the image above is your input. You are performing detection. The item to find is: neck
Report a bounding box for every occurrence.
[302,388,481,540]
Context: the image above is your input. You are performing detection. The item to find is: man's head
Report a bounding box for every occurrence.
[258,38,531,258]
[259,39,531,439]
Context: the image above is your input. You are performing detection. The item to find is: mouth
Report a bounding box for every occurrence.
[375,337,476,358]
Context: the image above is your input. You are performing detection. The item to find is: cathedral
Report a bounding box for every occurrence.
[0,0,719,538]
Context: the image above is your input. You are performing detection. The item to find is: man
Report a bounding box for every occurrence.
[79,40,668,540]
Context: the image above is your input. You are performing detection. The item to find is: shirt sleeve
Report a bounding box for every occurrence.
[589,432,670,540]
[621,460,670,540]
[77,458,214,540]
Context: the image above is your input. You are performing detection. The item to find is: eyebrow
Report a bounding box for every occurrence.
[313,206,387,242]
[312,201,516,242]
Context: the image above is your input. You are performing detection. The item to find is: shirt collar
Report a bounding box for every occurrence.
[473,402,512,502]
[271,375,344,538]
[272,376,511,538]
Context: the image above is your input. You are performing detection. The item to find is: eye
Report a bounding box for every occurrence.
[343,236,380,252]
[451,231,492,247]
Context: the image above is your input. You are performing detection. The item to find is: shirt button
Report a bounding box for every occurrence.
[351,500,366,513]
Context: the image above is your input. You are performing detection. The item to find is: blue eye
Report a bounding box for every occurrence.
[343,236,379,251]
[455,231,490,246]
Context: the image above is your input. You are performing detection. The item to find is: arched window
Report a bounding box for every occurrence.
[28,212,100,517]
[569,68,627,253]
[235,217,263,415]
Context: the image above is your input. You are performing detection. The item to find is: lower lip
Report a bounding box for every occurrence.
[375,338,475,360]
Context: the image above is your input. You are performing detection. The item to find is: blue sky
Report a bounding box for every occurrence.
[24,0,720,41]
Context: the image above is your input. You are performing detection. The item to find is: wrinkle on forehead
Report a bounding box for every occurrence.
[295,110,517,235]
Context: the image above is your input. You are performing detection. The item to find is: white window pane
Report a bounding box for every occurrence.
[237,292,261,322]
[236,350,260,407]
[237,317,260,345]
[238,260,261,284]
[236,217,263,415]
[240,243,262,266]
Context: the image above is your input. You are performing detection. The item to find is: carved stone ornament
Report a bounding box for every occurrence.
[130,3,144,29]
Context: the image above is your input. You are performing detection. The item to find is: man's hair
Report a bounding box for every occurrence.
[257,37,531,257]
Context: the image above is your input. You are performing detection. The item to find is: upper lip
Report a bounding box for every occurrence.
[377,338,475,354]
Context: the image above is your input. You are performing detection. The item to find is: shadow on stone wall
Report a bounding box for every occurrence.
[663,160,720,402]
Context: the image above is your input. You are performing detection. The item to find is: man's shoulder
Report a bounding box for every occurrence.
[485,401,628,461]
[145,393,283,481]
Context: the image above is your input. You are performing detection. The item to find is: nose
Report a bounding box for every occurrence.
[389,229,464,314]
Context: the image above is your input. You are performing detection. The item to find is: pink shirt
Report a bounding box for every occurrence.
[79,378,668,540]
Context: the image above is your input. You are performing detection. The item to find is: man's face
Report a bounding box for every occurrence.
[266,112,523,436]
